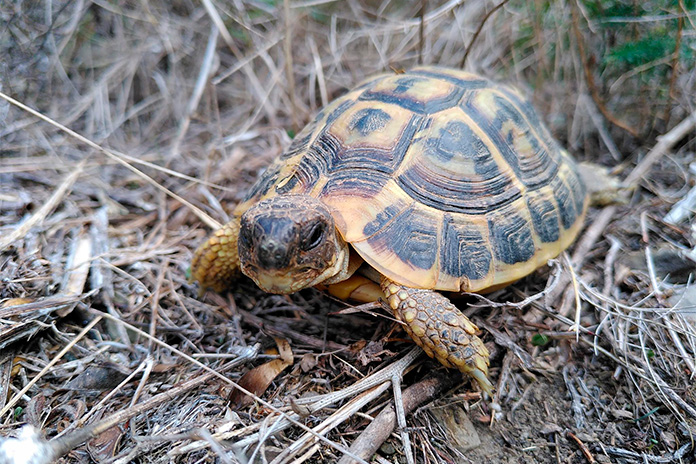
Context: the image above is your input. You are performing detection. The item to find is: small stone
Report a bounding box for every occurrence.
[380,442,396,455]
[431,404,481,452]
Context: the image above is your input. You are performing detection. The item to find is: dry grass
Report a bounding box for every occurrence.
[1,1,696,463]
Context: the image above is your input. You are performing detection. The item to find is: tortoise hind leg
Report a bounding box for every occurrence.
[190,220,241,293]
[380,277,493,395]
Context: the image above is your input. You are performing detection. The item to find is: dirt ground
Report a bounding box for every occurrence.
[1,1,696,463]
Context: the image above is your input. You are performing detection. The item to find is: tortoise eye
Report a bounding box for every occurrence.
[301,222,325,251]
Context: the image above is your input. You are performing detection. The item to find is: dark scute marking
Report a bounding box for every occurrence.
[426,86,467,113]
[328,114,425,175]
[462,94,559,189]
[322,168,388,207]
[292,132,339,188]
[393,77,423,94]
[440,214,492,280]
[526,195,560,243]
[359,91,425,114]
[410,69,490,90]
[397,163,519,214]
[493,95,561,185]
[434,121,501,179]
[362,203,404,237]
[369,205,438,270]
[497,87,562,159]
[359,86,465,115]
[348,108,392,136]
[552,177,577,229]
[488,211,535,265]
[275,173,300,194]
[490,98,524,165]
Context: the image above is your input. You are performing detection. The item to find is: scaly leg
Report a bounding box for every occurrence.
[190,220,240,293]
[381,277,493,394]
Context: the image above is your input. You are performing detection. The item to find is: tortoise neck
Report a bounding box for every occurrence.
[322,243,362,285]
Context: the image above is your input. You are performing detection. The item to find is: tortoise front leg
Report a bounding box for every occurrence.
[190,219,241,293]
[381,277,493,395]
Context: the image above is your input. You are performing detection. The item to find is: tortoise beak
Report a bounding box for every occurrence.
[246,268,314,294]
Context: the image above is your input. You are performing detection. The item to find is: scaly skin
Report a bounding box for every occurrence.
[381,277,493,395]
[190,220,240,293]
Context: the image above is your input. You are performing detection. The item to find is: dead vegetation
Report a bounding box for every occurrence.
[1,1,696,463]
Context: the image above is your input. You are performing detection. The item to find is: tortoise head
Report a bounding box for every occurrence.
[238,195,349,294]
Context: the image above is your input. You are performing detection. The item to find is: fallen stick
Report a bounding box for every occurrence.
[547,110,696,308]
[624,110,696,186]
[337,370,459,464]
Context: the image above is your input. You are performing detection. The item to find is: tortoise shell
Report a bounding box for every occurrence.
[234,66,588,292]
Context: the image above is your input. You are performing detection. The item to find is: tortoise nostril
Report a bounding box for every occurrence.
[258,241,289,269]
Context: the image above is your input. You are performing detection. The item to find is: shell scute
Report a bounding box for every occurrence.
[320,179,410,243]
[439,213,493,289]
[551,175,578,230]
[365,204,440,273]
[359,74,465,114]
[525,190,561,244]
[396,109,521,215]
[487,206,536,266]
[461,90,561,190]
[324,100,423,173]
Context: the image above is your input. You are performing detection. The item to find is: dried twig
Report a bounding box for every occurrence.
[570,2,638,138]
[624,110,696,186]
[460,0,511,68]
[605,443,692,463]
[561,365,586,430]
[0,91,221,230]
[567,431,596,464]
[172,24,219,154]
[391,371,414,464]
[0,316,103,419]
[0,160,84,252]
[173,347,421,457]
[338,371,458,464]
[269,382,392,464]
[283,0,300,133]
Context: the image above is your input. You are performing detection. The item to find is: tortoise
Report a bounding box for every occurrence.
[191,66,588,394]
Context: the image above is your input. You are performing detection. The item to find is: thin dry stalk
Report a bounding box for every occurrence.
[570,2,638,138]
[283,0,300,133]
[0,160,84,252]
[459,0,511,69]
[0,316,103,419]
[0,91,221,230]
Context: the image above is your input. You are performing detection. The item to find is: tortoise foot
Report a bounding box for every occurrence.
[381,278,493,395]
[190,221,241,293]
